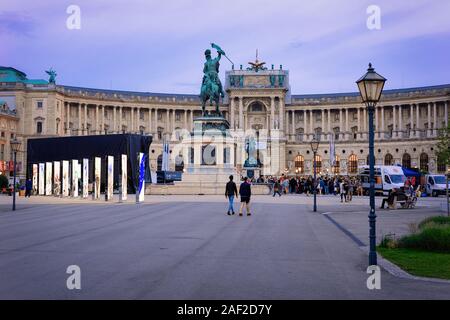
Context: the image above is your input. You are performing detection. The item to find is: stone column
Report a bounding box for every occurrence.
[84,104,88,135]
[154,108,158,137]
[363,108,367,133]
[339,109,343,139]
[392,105,397,138]
[345,108,349,139]
[101,106,105,134]
[398,105,403,138]
[309,109,313,139]
[270,97,275,130]
[113,106,116,134]
[239,97,244,130]
[95,105,99,134]
[433,102,437,136]
[166,109,170,134]
[184,109,187,130]
[119,106,123,132]
[445,101,449,128]
[172,109,175,133]
[321,109,325,141]
[303,110,307,140]
[279,97,284,131]
[148,108,152,133]
[230,97,235,129]
[381,106,385,139]
[416,104,420,138]
[409,104,413,138]
[357,108,361,133]
[427,103,432,136]
[291,110,295,138]
[77,104,81,136]
[67,102,71,135]
[327,109,331,139]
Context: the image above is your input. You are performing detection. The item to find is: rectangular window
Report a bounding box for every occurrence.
[175,112,181,121]
[37,101,43,108]
[140,110,145,120]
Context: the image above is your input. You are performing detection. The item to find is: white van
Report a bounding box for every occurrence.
[359,165,407,195]
[425,174,450,197]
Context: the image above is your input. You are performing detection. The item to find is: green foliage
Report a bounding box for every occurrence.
[418,216,450,229]
[435,122,450,167]
[378,247,450,280]
[0,174,8,189]
[398,225,450,252]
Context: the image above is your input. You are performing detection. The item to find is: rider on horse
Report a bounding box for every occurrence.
[202,48,225,99]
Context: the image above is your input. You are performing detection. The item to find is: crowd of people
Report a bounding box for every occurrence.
[251,174,364,202]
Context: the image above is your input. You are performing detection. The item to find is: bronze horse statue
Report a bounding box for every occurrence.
[200,77,221,116]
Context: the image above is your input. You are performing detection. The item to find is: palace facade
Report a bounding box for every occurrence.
[0,64,449,180]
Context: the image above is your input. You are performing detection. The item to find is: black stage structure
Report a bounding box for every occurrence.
[26,134,152,193]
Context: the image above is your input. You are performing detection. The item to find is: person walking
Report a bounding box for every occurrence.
[273,179,282,197]
[225,175,238,215]
[239,177,252,216]
[25,178,32,198]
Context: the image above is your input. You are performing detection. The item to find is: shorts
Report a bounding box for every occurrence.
[240,196,250,203]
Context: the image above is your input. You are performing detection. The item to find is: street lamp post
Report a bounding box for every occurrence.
[10,138,22,211]
[356,63,386,266]
[310,138,319,212]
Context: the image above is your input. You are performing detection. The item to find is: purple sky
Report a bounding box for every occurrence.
[1,0,450,94]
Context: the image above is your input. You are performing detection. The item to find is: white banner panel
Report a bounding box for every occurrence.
[136,152,145,203]
[38,163,45,195]
[32,164,38,195]
[45,162,52,195]
[82,159,89,199]
[53,161,60,196]
[72,160,79,197]
[62,161,69,197]
[94,157,101,200]
[106,156,114,201]
[121,154,127,201]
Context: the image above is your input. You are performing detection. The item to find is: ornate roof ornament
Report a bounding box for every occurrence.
[247,49,267,72]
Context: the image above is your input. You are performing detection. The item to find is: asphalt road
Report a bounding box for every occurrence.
[0,196,449,299]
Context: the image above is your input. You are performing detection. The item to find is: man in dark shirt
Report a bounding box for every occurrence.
[239,177,252,216]
[225,175,238,215]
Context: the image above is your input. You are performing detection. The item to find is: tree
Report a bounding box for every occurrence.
[435,122,450,168]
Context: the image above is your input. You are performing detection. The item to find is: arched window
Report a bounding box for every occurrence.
[313,155,322,174]
[384,153,394,166]
[420,153,429,172]
[294,155,304,174]
[348,154,358,174]
[332,155,340,174]
[402,153,411,169]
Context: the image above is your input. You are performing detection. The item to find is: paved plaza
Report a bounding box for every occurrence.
[0,194,449,299]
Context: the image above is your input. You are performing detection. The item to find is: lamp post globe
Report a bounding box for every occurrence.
[10,138,22,211]
[356,63,386,267]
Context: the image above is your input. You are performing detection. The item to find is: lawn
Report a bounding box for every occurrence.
[378,247,450,280]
